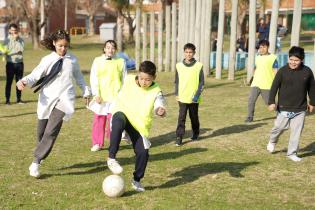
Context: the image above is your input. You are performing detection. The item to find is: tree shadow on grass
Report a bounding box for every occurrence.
[146,161,259,190]
[163,82,234,97]
[121,123,266,149]
[299,141,315,158]
[206,123,267,139]
[41,148,208,179]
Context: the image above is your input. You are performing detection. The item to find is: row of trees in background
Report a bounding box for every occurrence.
[2,0,136,50]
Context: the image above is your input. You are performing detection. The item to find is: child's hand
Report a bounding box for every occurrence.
[175,96,179,101]
[95,96,102,104]
[268,104,276,111]
[308,104,314,113]
[155,107,166,117]
[16,80,26,91]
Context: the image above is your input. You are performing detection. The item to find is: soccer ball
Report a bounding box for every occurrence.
[102,175,125,198]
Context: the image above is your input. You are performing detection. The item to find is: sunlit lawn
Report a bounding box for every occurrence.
[0,36,315,209]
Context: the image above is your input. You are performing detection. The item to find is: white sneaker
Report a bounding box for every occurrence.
[91,144,101,152]
[267,142,276,153]
[29,162,40,178]
[107,158,123,174]
[287,154,302,162]
[131,179,145,192]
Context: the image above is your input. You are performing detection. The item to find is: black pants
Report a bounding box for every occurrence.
[176,102,200,138]
[34,108,65,164]
[5,62,24,102]
[109,112,149,182]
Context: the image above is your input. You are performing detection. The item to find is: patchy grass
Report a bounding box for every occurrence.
[0,37,315,210]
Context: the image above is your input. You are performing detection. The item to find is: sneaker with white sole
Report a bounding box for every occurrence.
[131,179,145,192]
[29,162,40,178]
[267,142,276,153]
[287,154,302,162]
[107,158,123,174]
[91,144,101,152]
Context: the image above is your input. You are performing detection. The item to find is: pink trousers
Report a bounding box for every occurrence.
[91,113,111,147]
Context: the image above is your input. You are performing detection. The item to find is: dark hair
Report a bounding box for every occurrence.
[8,23,18,30]
[139,61,156,77]
[183,43,196,51]
[103,40,117,53]
[40,30,70,51]
[289,46,305,60]
[258,39,269,47]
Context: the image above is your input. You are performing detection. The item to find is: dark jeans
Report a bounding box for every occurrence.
[109,112,149,182]
[5,62,24,102]
[176,102,200,138]
[34,108,65,164]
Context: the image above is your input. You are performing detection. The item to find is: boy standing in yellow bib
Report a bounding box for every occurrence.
[175,43,204,146]
[245,40,278,123]
[106,61,166,192]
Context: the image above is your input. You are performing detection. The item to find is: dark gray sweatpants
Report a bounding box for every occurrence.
[247,86,270,119]
[33,108,65,164]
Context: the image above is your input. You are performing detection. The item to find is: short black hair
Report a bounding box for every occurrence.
[103,40,117,51]
[139,61,156,77]
[258,39,269,47]
[183,43,196,51]
[289,46,305,60]
[8,23,18,30]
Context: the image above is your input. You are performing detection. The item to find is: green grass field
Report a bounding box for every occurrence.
[0,37,315,209]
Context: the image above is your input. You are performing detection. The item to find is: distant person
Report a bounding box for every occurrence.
[236,34,248,52]
[267,46,315,162]
[106,61,166,192]
[16,30,91,178]
[257,18,269,42]
[245,40,278,123]
[175,43,204,146]
[4,23,24,104]
[88,40,126,152]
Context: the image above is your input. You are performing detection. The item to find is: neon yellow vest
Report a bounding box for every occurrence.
[251,54,277,89]
[176,61,203,103]
[112,75,161,137]
[94,56,124,102]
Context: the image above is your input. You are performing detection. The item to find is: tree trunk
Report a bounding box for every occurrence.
[188,0,195,43]
[247,0,257,83]
[291,0,302,47]
[203,0,212,77]
[149,11,155,62]
[194,0,202,60]
[116,13,124,52]
[135,6,141,70]
[165,5,171,71]
[142,13,147,61]
[268,0,280,54]
[215,0,225,79]
[171,2,177,72]
[177,0,184,61]
[228,0,238,80]
[88,15,95,36]
[158,10,163,72]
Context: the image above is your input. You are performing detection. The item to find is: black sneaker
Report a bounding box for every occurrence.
[244,117,253,123]
[175,137,182,146]
[191,134,199,141]
[5,101,11,105]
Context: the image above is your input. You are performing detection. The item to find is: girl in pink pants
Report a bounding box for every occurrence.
[88,40,126,151]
